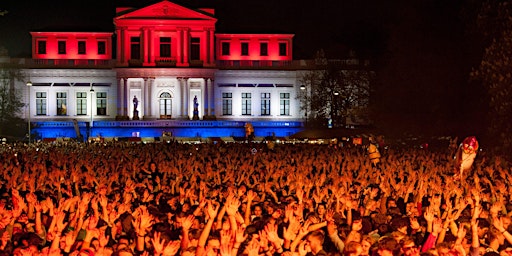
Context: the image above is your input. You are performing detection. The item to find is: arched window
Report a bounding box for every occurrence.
[159,92,172,119]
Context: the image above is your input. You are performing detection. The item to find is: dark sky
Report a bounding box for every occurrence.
[0,0,486,135]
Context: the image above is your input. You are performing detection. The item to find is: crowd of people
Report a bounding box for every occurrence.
[0,138,511,256]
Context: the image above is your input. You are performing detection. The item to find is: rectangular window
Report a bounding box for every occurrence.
[37,41,46,54]
[97,41,106,55]
[280,93,290,115]
[241,42,249,56]
[130,36,141,59]
[222,92,232,115]
[58,41,66,54]
[76,92,87,115]
[191,37,200,60]
[160,37,171,57]
[260,42,268,56]
[78,41,86,55]
[279,42,287,56]
[97,92,107,116]
[261,93,271,115]
[36,92,47,115]
[221,42,230,56]
[242,93,251,115]
[56,92,67,115]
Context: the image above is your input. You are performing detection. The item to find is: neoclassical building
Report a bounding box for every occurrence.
[12,0,367,140]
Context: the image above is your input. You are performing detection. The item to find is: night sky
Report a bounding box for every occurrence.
[0,0,487,136]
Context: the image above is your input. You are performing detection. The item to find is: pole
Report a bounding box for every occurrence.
[26,81,32,143]
[90,87,94,140]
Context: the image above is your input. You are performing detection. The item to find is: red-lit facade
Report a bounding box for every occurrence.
[30,32,113,64]
[114,1,216,67]
[215,34,293,65]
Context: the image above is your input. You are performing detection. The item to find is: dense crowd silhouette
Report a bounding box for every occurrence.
[0,139,510,256]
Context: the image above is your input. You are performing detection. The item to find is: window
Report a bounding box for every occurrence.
[241,42,249,56]
[242,93,251,115]
[58,41,66,54]
[160,37,171,57]
[280,93,290,115]
[260,42,268,56]
[96,92,107,115]
[159,92,172,118]
[78,41,86,55]
[221,42,230,56]
[56,92,67,115]
[97,41,106,55]
[190,37,200,60]
[36,92,47,115]
[261,93,271,115]
[279,42,287,56]
[76,92,87,115]
[37,41,46,54]
[222,92,232,115]
[130,36,141,59]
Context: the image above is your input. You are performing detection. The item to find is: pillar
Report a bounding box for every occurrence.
[201,79,206,119]
[177,28,183,65]
[208,28,215,65]
[118,78,125,117]
[183,28,190,66]
[142,27,149,65]
[143,78,149,118]
[207,78,214,116]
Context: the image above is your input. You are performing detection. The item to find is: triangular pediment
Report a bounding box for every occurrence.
[115,0,216,21]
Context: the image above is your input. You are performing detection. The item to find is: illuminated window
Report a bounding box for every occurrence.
[241,42,249,56]
[37,41,46,54]
[280,93,290,115]
[242,93,251,115]
[190,37,200,60]
[56,92,67,116]
[97,41,106,55]
[76,92,87,115]
[36,92,47,115]
[222,92,232,115]
[261,93,271,115]
[58,41,66,54]
[130,37,141,59]
[160,37,171,57]
[78,41,86,55]
[221,42,230,56]
[96,92,107,116]
[279,42,287,56]
[159,92,172,118]
[260,42,268,56]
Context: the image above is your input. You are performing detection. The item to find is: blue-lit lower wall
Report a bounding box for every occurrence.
[31,120,305,141]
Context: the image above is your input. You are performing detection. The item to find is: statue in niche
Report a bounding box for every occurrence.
[132,95,140,120]
[133,96,139,111]
[193,96,199,120]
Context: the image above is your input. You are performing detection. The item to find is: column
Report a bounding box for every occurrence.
[201,79,206,118]
[184,78,189,119]
[123,78,130,116]
[142,27,149,65]
[207,78,214,116]
[116,28,123,64]
[148,29,154,64]
[123,28,129,65]
[147,78,153,117]
[118,78,125,117]
[143,78,149,118]
[209,29,215,65]
[177,28,183,65]
[179,78,185,117]
[183,28,190,66]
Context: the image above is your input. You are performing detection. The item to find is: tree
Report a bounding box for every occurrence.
[0,63,26,138]
[470,0,512,153]
[299,50,373,127]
